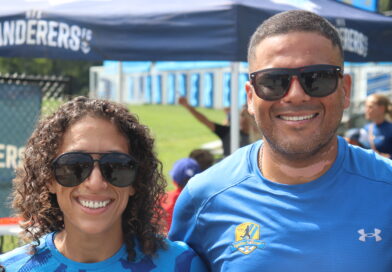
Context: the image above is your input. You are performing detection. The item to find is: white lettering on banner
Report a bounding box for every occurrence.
[48,21,58,47]
[338,27,368,58]
[58,22,69,49]
[37,20,48,45]
[15,20,26,45]
[0,144,25,169]
[3,21,15,46]
[0,12,93,54]
[27,19,37,45]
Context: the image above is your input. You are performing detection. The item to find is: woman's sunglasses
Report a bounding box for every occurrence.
[249,64,343,101]
[51,152,138,187]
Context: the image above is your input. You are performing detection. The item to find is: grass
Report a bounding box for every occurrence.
[128,104,226,190]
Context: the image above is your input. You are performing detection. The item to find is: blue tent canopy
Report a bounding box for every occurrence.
[0,0,391,62]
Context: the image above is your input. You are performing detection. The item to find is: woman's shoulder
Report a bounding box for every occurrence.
[0,244,33,270]
[0,233,51,271]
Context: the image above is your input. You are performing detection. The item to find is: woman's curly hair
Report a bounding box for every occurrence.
[12,96,167,260]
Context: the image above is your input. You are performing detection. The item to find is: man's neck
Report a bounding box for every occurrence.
[259,138,339,185]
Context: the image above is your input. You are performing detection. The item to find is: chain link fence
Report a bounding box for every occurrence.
[0,74,72,253]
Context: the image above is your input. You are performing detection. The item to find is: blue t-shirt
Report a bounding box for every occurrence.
[0,232,207,271]
[169,137,392,272]
[360,121,392,157]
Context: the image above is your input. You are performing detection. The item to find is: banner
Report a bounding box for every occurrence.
[0,84,41,217]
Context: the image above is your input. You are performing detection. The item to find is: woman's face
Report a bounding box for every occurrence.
[365,96,385,122]
[49,116,135,237]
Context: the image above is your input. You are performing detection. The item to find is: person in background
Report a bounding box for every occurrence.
[0,97,207,271]
[360,93,392,158]
[178,96,251,157]
[343,127,364,147]
[188,149,214,171]
[169,10,392,271]
[162,158,201,231]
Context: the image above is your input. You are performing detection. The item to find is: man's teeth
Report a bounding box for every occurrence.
[80,200,110,209]
[280,114,315,121]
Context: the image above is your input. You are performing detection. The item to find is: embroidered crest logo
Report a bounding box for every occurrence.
[231,222,265,254]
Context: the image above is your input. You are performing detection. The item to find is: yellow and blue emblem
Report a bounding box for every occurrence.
[231,222,265,254]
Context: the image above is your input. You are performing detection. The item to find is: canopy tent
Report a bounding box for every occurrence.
[0,0,391,62]
[1,0,392,154]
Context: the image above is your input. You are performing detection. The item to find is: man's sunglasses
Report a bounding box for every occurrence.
[249,64,343,101]
[51,152,138,187]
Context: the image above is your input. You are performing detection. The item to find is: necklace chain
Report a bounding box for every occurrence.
[258,145,264,175]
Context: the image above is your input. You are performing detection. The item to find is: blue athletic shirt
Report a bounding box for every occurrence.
[0,232,207,271]
[169,137,392,272]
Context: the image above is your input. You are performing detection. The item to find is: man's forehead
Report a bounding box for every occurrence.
[249,31,342,70]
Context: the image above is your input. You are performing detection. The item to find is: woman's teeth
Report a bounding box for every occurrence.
[80,200,111,209]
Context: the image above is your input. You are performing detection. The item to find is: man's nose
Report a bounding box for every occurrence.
[281,76,311,103]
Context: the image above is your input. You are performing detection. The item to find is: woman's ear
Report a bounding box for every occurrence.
[48,180,57,194]
[129,186,136,197]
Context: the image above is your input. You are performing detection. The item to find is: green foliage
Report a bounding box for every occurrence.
[0,235,22,253]
[129,104,225,190]
[379,0,392,12]
[0,57,101,96]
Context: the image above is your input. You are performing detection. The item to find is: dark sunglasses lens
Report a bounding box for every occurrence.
[300,69,338,97]
[54,153,92,187]
[100,153,137,187]
[254,71,291,101]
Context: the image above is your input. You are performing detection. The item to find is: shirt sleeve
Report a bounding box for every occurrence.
[168,187,201,253]
[189,251,208,272]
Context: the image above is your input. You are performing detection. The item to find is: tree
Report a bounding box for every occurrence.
[0,57,101,96]
[379,0,392,14]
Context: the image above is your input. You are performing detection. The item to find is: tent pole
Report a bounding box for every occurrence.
[118,61,124,103]
[230,62,240,154]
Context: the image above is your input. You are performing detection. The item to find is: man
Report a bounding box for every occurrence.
[178,96,251,157]
[169,10,392,271]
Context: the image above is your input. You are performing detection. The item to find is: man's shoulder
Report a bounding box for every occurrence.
[345,142,392,184]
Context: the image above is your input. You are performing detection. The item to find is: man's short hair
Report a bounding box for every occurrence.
[248,10,343,64]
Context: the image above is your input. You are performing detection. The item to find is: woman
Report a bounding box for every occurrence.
[361,93,392,158]
[0,97,206,271]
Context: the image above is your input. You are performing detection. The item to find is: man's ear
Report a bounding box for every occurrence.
[245,81,255,116]
[342,73,352,109]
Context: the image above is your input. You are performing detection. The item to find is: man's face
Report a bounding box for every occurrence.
[246,32,351,158]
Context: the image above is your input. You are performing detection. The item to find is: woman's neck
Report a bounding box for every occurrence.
[372,116,385,125]
[54,227,124,263]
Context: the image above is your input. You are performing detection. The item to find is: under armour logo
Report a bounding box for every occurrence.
[358,228,382,242]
